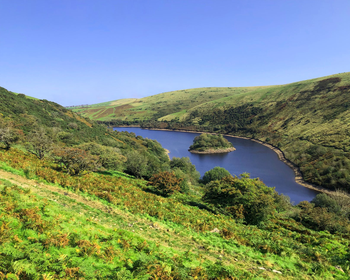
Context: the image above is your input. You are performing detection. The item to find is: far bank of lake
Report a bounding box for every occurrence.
[114,127,318,204]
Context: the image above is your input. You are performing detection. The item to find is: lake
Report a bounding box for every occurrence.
[114,127,318,203]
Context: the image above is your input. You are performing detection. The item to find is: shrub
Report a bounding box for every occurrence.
[170,157,200,184]
[312,193,341,214]
[52,147,100,176]
[148,171,183,197]
[294,201,350,233]
[202,174,276,225]
[201,167,231,184]
[124,150,149,178]
[78,142,126,171]
[0,127,19,150]
[25,128,53,159]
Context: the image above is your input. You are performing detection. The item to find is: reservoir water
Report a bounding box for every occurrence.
[114,127,318,204]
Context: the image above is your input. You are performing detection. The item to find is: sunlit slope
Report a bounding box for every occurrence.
[75,72,350,124]
[73,85,274,121]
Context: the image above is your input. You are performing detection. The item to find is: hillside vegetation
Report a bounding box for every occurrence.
[75,72,350,192]
[2,85,350,278]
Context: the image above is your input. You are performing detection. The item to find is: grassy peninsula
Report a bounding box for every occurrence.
[189,133,235,154]
[75,72,350,194]
[1,85,350,278]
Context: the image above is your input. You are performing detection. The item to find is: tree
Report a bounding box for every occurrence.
[25,128,53,159]
[78,142,126,171]
[170,157,200,184]
[202,167,231,184]
[202,174,276,225]
[124,150,148,178]
[52,147,100,176]
[148,171,182,197]
[0,127,19,150]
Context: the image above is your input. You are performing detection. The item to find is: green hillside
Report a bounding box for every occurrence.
[2,85,350,278]
[75,72,350,193]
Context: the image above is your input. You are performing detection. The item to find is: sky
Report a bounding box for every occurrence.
[0,0,349,106]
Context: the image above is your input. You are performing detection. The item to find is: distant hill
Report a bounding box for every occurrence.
[74,72,350,192]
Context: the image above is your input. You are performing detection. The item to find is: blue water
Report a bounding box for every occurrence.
[114,127,318,204]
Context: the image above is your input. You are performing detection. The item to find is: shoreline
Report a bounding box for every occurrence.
[189,147,236,154]
[116,126,333,195]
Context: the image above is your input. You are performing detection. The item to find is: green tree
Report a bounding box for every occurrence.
[170,157,200,184]
[148,171,183,197]
[202,167,231,184]
[0,127,19,150]
[124,150,148,178]
[25,128,53,159]
[202,174,276,225]
[78,142,126,171]
[52,147,100,176]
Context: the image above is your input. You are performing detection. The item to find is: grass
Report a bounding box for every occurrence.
[0,147,350,279]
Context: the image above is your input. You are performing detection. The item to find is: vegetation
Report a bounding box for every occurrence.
[1,148,350,279]
[148,171,182,197]
[202,167,232,185]
[203,173,277,225]
[78,72,350,193]
[189,133,234,153]
[2,84,350,278]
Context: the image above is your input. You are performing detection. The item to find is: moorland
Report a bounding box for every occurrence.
[0,77,350,279]
[74,72,350,193]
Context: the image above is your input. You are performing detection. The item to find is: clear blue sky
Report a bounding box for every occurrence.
[1,0,349,106]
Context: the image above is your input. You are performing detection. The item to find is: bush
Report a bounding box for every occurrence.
[170,157,200,184]
[52,147,100,176]
[201,167,231,184]
[312,193,341,214]
[294,201,350,233]
[148,171,183,197]
[0,127,20,150]
[78,142,126,171]
[202,174,276,225]
[124,150,149,178]
[25,128,53,159]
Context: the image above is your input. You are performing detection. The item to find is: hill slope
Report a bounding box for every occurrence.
[75,72,350,192]
[1,84,350,278]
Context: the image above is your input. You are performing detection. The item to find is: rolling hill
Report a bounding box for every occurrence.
[74,72,350,192]
[1,83,350,278]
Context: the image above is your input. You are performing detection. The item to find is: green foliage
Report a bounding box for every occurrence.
[312,193,342,214]
[170,157,200,185]
[201,166,231,185]
[203,174,277,225]
[1,149,350,279]
[52,147,100,176]
[148,171,182,197]
[25,127,53,159]
[124,150,149,178]
[78,142,126,171]
[189,133,233,152]
[294,201,350,233]
[0,127,20,150]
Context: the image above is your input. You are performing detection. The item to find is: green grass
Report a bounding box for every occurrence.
[1,148,350,279]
